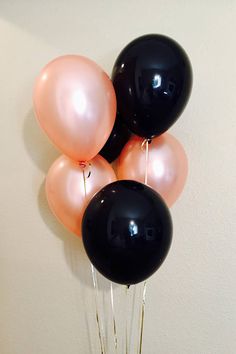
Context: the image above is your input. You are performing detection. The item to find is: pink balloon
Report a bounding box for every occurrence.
[117,134,188,207]
[46,154,117,237]
[34,55,116,162]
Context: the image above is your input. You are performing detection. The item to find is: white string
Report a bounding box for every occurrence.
[144,139,149,185]
[125,285,130,354]
[137,139,150,354]
[82,166,106,354]
[130,285,136,352]
[91,264,106,354]
[110,282,118,353]
[138,281,147,354]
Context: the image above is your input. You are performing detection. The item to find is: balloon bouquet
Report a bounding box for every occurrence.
[34,34,192,353]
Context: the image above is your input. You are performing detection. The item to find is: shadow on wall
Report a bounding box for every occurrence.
[23,109,59,173]
[23,109,111,292]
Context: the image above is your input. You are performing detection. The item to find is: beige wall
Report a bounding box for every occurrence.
[0,1,236,353]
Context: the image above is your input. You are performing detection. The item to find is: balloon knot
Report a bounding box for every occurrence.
[79,161,91,178]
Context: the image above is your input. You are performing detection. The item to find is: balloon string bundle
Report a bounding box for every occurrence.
[141,138,151,185]
[91,264,106,354]
[137,139,150,354]
[131,286,137,352]
[82,164,106,354]
[110,282,118,353]
[138,281,147,354]
[124,285,130,354]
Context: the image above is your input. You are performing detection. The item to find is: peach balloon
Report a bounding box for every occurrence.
[34,55,116,162]
[117,134,188,207]
[46,154,117,236]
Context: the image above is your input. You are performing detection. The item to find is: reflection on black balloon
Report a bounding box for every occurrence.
[112,34,192,138]
[82,180,172,285]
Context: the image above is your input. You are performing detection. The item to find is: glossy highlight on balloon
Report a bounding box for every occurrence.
[34,55,116,162]
[112,34,192,138]
[118,134,188,207]
[46,155,117,237]
[82,180,172,285]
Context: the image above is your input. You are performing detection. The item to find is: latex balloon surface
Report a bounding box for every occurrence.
[118,134,188,207]
[82,180,172,284]
[112,34,192,138]
[46,155,116,236]
[34,55,116,161]
[99,113,131,162]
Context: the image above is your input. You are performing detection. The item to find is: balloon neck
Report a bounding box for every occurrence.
[79,161,92,179]
[141,138,152,151]
[79,161,87,168]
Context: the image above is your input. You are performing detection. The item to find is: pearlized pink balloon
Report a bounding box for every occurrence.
[46,154,116,237]
[117,134,188,207]
[34,55,116,162]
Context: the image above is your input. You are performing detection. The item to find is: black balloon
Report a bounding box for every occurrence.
[82,180,172,285]
[99,113,131,162]
[112,34,192,138]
